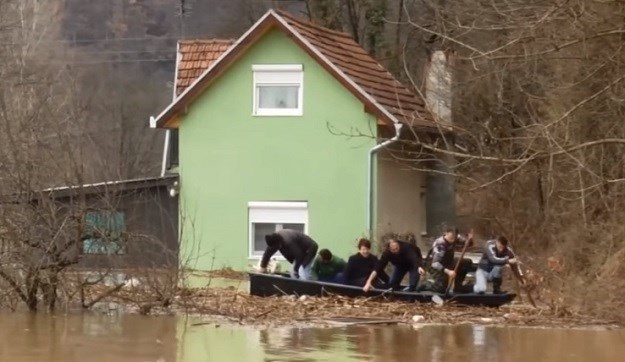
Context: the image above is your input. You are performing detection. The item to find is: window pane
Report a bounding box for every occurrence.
[253,223,278,253]
[83,211,126,254]
[282,223,305,233]
[258,86,299,109]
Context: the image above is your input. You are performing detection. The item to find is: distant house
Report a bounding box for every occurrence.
[0,175,179,269]
[150,10,448,271]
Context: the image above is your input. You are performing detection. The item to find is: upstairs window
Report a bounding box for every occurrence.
[252,64,303,116]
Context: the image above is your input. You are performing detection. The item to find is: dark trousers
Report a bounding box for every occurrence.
[454,258,474,292]
[347,276,387,288]
[318,272,344,284]
[419,258,474,294]
[386,266,420,292]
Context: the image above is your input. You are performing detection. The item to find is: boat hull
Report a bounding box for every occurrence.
[248,272,516,307]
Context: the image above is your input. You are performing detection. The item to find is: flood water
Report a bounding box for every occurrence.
[1,312,624,361]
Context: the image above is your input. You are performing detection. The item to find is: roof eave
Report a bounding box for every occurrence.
[150,9,437,131]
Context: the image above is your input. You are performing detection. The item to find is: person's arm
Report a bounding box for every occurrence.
[507,246,518,265]
[260,246,278,270]
[363,270,378,291]
[300,239,318,267]
[364,252,389,291]
[411,245,424,268]
[292,260,302,277]
[408,246,425,275]
[454,229,475,251]
[292,249,304,277]
[302,244,317,265]
[430,241,446,271]
[431,240,456,277]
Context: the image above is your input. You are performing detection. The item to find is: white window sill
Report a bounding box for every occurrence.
[249,254,286,261]
[253,110,303,117]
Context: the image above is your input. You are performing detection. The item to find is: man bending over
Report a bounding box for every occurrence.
[260,229,319,280]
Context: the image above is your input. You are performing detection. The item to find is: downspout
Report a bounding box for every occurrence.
[160,130,170,177]
[367,122,403,238]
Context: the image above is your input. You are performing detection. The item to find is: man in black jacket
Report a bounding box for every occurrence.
[259,229,319,280]
[362,238,425,292]
[343,238,387,287]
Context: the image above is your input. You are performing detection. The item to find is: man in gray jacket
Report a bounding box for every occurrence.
[473,236,517,294]
[259,229,319,280]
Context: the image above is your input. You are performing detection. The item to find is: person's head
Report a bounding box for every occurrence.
[388,238,401,254]
[443,227,458,243]
[495,236,509,252]
[357,238,371,257]
[318,249,333,263]
[265,233,284,248]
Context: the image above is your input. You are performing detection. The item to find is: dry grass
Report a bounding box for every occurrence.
[170,286,617,328]
[205,267,248,281]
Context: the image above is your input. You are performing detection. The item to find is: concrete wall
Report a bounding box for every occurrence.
[375,150,428,250]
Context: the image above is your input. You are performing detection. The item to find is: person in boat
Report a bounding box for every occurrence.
[473,236,517,294]
[259,229,319,280]
[362,238,425,292]
[343,238,386,287]
[419,227,475,293]
[311,248,347,283]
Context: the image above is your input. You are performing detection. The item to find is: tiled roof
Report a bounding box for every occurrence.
[176,39,234,96]
[154,9,438,130]
[276,11,435,128]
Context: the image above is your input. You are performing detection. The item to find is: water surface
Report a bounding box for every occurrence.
[1,312,623,361]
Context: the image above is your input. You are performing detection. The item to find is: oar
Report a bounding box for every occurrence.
[511,263,537,308]
[432,231,472,305]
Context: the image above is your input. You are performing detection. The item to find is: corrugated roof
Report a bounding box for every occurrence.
[154,9,439,131]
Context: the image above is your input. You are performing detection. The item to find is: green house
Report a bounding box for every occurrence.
[150,10,445,271]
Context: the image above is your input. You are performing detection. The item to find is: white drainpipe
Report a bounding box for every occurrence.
[367,122,403,238]
[160,130,170,177]
[160,42,181,177]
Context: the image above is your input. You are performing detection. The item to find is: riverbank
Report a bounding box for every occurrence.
[168,283,620,330]
[72,269,620,330]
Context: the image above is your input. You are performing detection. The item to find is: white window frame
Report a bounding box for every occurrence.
[248,201,309,259]
[252,64,304,116]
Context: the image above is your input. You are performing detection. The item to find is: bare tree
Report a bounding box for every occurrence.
[0,0,181,312]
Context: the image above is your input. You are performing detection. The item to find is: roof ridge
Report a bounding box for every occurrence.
[153,8,437,130]
[178,38,235,44]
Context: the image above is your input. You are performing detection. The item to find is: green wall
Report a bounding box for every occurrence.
[178,28,377,270]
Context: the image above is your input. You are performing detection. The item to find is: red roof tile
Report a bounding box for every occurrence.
[155,10,438,130]
[176,39,234,96]
[276,10,434,128]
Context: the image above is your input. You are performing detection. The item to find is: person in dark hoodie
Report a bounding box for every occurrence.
[362,238,425,292]
[343,238,387,287]
[473,236,517,294]
[259,229,319,280]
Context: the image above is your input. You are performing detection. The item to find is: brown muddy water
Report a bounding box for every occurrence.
[0,313,623,361]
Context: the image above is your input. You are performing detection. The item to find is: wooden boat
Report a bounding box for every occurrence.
[248,272,516,307]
